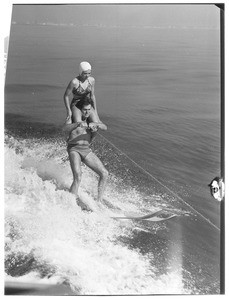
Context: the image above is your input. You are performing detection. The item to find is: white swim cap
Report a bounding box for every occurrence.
[79,61,92,74]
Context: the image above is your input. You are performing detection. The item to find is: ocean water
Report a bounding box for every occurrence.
[4,22,222,295]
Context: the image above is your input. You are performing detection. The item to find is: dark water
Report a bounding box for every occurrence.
[4,22,222,294]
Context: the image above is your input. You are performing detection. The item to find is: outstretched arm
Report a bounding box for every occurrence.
[88,121,107,143]
[62,120,88,135]
[63,105,88,136]
[88,122,107,131]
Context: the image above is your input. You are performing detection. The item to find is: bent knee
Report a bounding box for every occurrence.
[101,168,109,179]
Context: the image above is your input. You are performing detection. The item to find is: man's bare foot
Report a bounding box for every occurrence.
[76,197,92,212]
[96,201,105,212]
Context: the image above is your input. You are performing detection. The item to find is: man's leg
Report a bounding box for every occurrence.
[83,152,109,202]
[68,150,82,196]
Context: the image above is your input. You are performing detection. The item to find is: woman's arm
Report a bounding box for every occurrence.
[90,78,101,122]
[63,80,75,119]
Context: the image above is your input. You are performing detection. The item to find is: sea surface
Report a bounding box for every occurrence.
[4,22,222,295]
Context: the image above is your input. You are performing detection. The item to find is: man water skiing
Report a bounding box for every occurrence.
[63,97,108,210]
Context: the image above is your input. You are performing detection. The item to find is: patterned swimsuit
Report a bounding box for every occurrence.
[71,77,92,107]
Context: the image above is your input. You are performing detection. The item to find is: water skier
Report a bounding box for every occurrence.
[63,61,100,125]
[63,97,108,210]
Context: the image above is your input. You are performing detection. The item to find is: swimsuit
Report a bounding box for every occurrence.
[71,77,92,107]
[67,143,92,161]
[67,133,92,161]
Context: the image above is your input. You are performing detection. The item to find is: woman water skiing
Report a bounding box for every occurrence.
[63,61,100,124]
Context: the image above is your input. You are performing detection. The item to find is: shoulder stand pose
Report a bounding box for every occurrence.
[64,61,100,125]
[63,97,108,210]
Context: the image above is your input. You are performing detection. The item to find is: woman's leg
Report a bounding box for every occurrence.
[71,105,82,123]
[88,108,100,123]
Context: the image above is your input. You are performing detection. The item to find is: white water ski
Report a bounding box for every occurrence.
[111,210,179,222]
[77,194,179,222]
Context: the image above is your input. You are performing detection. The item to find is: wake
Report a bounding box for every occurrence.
[4,133,192,295]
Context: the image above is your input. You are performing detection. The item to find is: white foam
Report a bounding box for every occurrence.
[4,135,189,294]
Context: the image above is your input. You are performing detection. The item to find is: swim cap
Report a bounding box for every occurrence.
[79,61,92,75]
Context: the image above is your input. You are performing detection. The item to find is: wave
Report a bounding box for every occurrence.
[4,127,191,295]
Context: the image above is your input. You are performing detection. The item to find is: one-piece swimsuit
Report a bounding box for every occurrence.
[71,77,92,107]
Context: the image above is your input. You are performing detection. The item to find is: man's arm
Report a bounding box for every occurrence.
[62,121,88,135]
[88,122,107,131]
[88,122,107,143]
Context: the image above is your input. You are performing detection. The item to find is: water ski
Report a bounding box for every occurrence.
[111,209,178,222]
[76,196,179,222]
